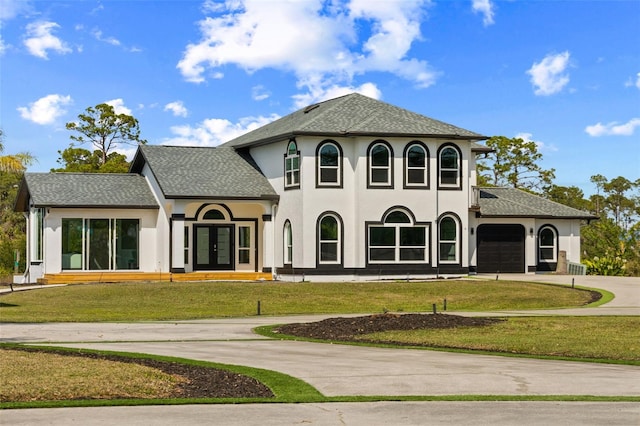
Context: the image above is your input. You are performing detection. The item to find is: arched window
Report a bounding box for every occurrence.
[404,143,428,187]
[316,141,342,187]
[368,141,393,187]
[284,139,300,189]
[538,226,557,262]
[203,209,224,220]
[318,213,342,264]
[368,208,428,263]
[438,145,461,188]
[283,221,293,264]
[439,215,459,263]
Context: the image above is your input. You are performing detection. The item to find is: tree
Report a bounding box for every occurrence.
[52,147,129,173]
[0,129,35,280]
[65,103,146,167]
[477,136,555,193]
[545,185,591,211]
[0,129,35,173]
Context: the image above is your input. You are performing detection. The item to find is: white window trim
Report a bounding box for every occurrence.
[368,223,429,264]
[538,226,557,263]
[405,144,427,187]
[318,214,341,264]
[285,141,300,189]
[438,216,459,264]
[439,146,460,188]
[284,221,293,265]
[318,142,341,187]
[369,143,391,186]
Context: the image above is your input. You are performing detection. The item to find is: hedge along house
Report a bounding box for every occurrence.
[14,93,596,284]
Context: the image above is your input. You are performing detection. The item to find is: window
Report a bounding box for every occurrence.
[61,218,140,270]
[438,145,461,188]
[439,215,458,263]
[238,226,251,264]
[368,208,428,263]
[318,213,341,264]
[284,139,300,189]
[32,208,44,261]
[184,226,189,265]
[317,141,342,186]
[203,209,224,220]
[404,143,428,187]
[368,141,393,187]
[538,226,557,262]
[284,221,293,264]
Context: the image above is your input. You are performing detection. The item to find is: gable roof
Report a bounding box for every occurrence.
[15,173,159,212]
[223,93,487,148]
[477,187,597,219]
[130,145,278,200]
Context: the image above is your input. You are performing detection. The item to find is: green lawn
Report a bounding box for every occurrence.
[0,280,597,322]
[356,316,640,363]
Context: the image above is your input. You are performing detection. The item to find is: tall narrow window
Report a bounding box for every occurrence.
[439,215,458,263]
[405,143,428,187]
[284,140,300,189]
[538,226,557,262]
[115,219,139,270]
[62,218,83,270]
[32,208,44,261]
[439,145,461,188]
[238,226,251,264]
[368,208,428,263]
[318,214,341,264]
[284,221,293,264]
[317,141,342,187]
[87,219,110,270]
[368,141,393,187]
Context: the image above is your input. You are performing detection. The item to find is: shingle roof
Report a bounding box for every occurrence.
[130,145,278,200]
[223,93,487,148]
[15,173,159,211]
[477,187,597,219]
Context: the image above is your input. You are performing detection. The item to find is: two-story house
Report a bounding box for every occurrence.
[14,93,596,284]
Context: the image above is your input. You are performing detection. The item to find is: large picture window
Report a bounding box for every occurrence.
[368,141,393,187]
[438,144,461,189]
[404,142,428,188]
[318,213,342,264]
[438,215,459,263]
[284,139,300,189]
[316,141,342,187]
[61,218,139,270]
[368,208,428,263]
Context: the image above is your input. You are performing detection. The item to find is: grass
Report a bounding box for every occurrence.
[354,316,640,363]
[0,280,597,322]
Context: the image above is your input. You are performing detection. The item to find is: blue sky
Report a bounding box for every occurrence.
[1,0,638,196]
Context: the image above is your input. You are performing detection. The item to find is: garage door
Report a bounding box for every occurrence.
[477,224,525,273]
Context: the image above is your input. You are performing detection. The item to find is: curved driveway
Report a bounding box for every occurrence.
[1,275,639,424]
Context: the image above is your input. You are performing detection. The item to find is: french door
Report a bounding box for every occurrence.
[194,225,234,270]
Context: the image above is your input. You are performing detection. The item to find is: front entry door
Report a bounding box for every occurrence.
[194,225,234,270]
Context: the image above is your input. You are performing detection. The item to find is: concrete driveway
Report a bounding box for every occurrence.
[1,274,639,425]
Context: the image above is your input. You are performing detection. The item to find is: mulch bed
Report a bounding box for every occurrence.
[275,313,504,343]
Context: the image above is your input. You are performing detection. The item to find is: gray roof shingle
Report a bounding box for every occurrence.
[223,93,487,148]
[478,187,597,219]
[16,173,159,211]
[131,145,278,199]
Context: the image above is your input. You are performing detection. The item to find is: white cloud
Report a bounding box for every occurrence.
[514,132,558,152]
[105,99,133,116]
[526,51,571,96]
[164,101,188,117]
[23,21,72,59]
[291,82,382,108]
[251,85,270,101]
[91,28,121,46]
[625,72,640,90]
[17,94,72,125]
[585,118,640,137]
[472,0,495,26]
[0,0,32,21]
[177,0,435,95]
[162,114,280,147]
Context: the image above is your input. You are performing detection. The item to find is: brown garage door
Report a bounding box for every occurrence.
[477,224,525,273]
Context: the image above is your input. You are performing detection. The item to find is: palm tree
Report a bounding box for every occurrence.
[0,130,35,173]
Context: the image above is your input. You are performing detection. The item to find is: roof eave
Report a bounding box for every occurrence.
[477,213,599,220]
[163,194,280,202]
